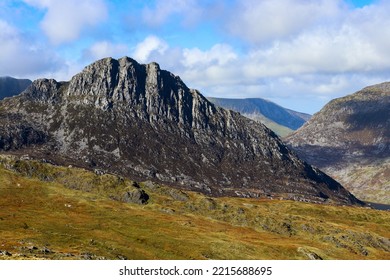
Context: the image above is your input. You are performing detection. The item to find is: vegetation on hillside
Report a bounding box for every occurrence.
[0,155,389,260]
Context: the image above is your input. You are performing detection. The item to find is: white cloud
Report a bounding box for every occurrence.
[0,20,65,79]
[226,0,344,45]
[182,44,237,68]
[132,35,169,63]
[23,0,107,45]
[142,0,204,27]
[239,3,390,78]
[84,41,129,61]
[179,44,242,88]
[240,28,380,78]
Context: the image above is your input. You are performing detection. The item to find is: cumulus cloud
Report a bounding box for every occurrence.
[83,41,129,61]
[23,0,107,45]
[239,2,390,78]
[182,44,237,68]
[226,0,344,45]
[0,20,65,79]
[179,44,241,87]
[132,35,169,63]
[241,28,381,79]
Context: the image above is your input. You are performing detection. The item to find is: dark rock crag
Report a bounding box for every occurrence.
[0,57,362,205]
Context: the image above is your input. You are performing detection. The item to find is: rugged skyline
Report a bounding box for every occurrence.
[1,0,389,113]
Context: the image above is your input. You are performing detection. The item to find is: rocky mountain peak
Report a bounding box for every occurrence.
[58,57,211,128]
[0,57,363,205]
[24,78,64,104]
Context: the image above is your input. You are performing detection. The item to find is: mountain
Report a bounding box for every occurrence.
[0,76,32,100]
[0,57,362,205]
[285,82,390,204]
[207,97,311,137]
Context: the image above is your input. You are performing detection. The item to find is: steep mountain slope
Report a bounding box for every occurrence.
[208,97,311,137]
[0,76,32,100]
[0,156,389,260]
[286,82,390,203]
[0,57,361,205]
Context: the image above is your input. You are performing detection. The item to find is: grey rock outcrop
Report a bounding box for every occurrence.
[122,189,149,204]
[0,57,363,205]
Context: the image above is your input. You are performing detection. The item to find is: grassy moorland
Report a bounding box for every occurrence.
[0,155,389,260]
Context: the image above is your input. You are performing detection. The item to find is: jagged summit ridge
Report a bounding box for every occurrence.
[0,57,362,205]
[27,57,220,131]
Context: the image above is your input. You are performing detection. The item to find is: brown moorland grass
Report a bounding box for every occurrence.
[0,155,389,260]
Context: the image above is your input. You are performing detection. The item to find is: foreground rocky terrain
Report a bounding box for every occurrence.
[0,57,361,205]
[286,82,390,204]
[0,156,388,260]
[208,97,311,137]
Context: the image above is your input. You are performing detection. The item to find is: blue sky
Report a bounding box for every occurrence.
[0,0,388,113]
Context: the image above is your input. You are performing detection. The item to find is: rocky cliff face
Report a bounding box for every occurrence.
[0,57,362,205]
[285,82,390,203]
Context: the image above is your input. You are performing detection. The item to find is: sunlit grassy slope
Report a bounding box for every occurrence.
[0,155,389,260]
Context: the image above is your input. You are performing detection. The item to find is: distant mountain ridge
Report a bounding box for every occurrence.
[0,76,32,100]
[286,82,390,204]
[0,57,361,205]
[207,97,311,137]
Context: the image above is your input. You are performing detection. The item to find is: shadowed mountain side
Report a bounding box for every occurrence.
[0,77,32,100]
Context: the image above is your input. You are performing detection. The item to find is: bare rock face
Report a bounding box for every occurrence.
[285,82,390,203]
[0,57,362,205]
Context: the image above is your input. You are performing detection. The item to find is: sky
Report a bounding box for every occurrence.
[0,0,388,114]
